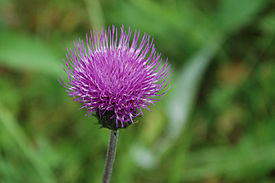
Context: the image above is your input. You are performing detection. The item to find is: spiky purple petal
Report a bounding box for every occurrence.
[59,25,170,129]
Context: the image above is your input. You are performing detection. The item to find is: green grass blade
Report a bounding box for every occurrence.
[0,104,56,183]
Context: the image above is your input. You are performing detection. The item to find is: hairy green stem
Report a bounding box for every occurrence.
[102,130,118,183]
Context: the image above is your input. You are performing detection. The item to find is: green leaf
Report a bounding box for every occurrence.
[0,104,56,183]
[131,37,223,169]
[0,31,61,77]
[129,0,269,170]
[217,0,269,32]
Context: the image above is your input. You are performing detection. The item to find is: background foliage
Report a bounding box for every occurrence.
[0,0,274,182]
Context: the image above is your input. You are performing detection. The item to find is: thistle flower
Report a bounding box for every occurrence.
[59,25,170,130]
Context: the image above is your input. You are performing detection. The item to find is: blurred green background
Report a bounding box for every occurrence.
[0,0,275,182]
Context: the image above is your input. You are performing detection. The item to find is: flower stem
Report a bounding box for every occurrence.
[102,130,118,183]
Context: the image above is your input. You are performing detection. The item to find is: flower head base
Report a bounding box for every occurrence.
[59,25,170,130]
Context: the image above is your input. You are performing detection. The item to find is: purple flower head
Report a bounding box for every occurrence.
[59,25,170,130]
